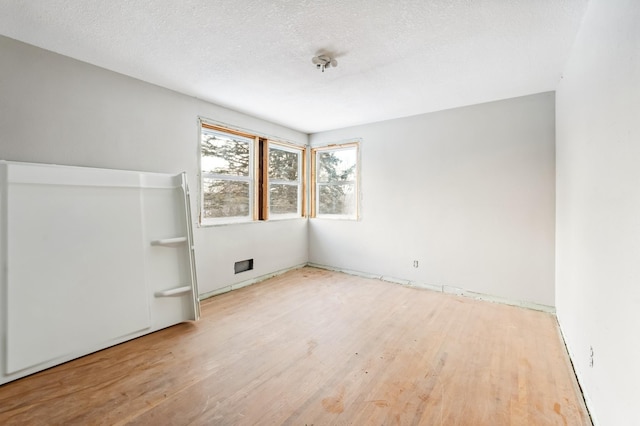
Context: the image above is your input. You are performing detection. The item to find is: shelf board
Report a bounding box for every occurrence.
[150,237,187,248]
[154,286,192,297]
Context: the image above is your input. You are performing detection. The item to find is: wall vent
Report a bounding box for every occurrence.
[234,259,254,274]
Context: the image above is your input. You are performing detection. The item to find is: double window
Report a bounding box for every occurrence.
[199,122,305,225]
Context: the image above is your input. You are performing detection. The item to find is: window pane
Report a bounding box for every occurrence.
[201,133,250,176]
[269,184,298,215]
[269,148,299,181]
[317,148,356,183]
[202,178,250,218]
[318,183,355,216]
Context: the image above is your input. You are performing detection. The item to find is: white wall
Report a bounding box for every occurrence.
[0,36,309,295]
[310,93,556,307]
[556,1,640,424]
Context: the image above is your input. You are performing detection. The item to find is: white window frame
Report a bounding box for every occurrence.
[266,142,304,220]
[311,142,360,220]
[199,125,257,225]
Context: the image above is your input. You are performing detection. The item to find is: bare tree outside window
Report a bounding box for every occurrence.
[201,130,253,220]
[313,145,358,218]
[199,124,306,224]
[268,146,300,216]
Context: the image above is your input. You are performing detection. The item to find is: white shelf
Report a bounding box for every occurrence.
[150,237,187,247]
[154,286,192,297]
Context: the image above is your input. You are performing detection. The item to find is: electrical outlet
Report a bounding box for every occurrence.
[589,346,594,367]
[413,260,419,268]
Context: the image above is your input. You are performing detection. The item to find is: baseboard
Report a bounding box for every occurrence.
[307,263,555,314]
[199,263,307,300]
[201,262,556,314]
[555,315,596,425]
[307,263,383,280]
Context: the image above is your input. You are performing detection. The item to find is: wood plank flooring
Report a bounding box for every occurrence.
[0,267,590,425]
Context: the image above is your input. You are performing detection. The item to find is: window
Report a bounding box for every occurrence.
[311,142,359,219]
[267,143,304,219]
[199,121,305,225]
[200,126,256,223]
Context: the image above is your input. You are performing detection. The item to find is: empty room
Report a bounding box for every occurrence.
[0,0,638,425]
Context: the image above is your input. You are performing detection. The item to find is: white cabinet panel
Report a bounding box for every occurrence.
[0,161,199,384]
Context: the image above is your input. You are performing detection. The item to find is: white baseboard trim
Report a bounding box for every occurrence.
[381,276,411,286]
[308,263,555,314]
[307,263,383,280]
[461,289,555,313]
[407,280,443,292]
[201,262,555,314]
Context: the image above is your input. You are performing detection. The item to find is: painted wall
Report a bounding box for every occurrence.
[556,1,640,424]
[0,36,309,295]
[310,92,556,307]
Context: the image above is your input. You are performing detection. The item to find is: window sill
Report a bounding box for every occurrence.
[198,216,307,228]
[198,217,254,228]
[311,215,359,221]
[268,214,305,222]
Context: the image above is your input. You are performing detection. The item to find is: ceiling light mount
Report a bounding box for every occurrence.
[312,55,338,72]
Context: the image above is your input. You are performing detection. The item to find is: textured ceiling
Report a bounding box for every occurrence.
[0,0,588,133]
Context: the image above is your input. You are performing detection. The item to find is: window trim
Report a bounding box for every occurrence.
[199,123,259,225]
[310,141,360,220]
[265,141,306,221]
[198,120,307,226]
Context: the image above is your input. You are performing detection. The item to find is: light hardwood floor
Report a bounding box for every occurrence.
[0,267,590,425]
